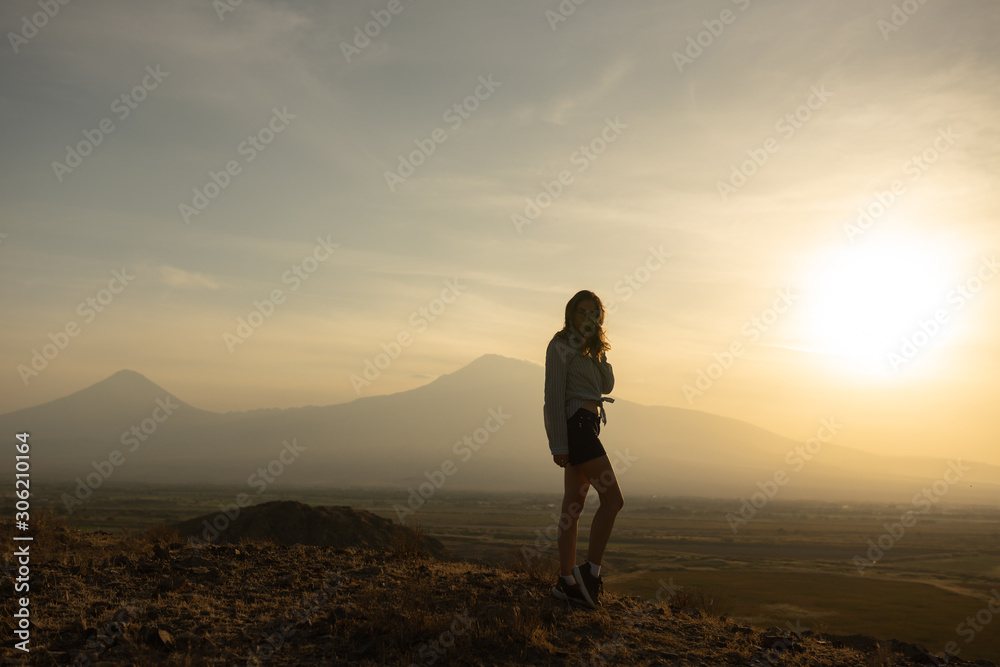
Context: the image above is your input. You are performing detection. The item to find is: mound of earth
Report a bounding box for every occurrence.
[170,500,446,557]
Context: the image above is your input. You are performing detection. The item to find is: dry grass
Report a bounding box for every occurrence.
[507,546,559,584]
[865,642,894,667]
[665,583,733,619]
[389,517,426,558]
[142,523,181,544]
[0,517,972,666]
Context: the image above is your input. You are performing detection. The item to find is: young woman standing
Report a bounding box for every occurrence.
[544,290,623,608]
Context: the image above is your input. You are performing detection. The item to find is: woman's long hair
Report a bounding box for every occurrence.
[555,290,611,358]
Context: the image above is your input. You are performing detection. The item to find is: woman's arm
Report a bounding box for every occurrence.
[543,337,570,456]
[596,351,614,394]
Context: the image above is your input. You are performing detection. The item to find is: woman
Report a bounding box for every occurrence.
[543,290,623,608]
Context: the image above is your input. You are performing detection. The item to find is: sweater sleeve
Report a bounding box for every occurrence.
[596,352,614,394]
[543,337,570,456]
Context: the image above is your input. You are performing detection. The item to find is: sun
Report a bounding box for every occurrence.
[801,234,951,375]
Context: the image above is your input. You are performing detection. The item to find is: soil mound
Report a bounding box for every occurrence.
[170,500,446,557]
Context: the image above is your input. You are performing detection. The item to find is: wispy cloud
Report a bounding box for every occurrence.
[158,265,221,290]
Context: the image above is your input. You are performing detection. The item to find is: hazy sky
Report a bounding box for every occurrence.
[2,0,998,465]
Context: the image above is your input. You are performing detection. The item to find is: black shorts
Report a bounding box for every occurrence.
[567,408,607,466]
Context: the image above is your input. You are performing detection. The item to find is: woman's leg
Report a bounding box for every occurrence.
[574,454,624,567]
[557,464,589,576]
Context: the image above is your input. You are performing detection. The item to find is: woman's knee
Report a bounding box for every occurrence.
[561,498,586,521]
[601,489,624,513]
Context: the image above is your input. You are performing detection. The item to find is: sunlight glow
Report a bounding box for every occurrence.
[802,234,952,376]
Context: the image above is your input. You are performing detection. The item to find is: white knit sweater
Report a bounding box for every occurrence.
[543,333,615,456]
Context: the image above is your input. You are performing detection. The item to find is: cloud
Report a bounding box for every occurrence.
[158,265,221,290]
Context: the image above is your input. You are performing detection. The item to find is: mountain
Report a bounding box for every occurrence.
[3,369,210,436]
[2,354,999,504]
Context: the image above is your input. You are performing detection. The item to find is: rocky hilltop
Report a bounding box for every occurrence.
[0,508,995,666]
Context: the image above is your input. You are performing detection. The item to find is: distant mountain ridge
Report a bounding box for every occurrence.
[2,354,999,504]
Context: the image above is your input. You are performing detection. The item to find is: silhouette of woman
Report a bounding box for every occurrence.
[543,290,623,608]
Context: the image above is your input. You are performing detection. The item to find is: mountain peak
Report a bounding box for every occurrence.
[0,367,199,436]
[409,353,538,397]
[101,368,155,385]
[443,353,538,379]
[77,368,177,401]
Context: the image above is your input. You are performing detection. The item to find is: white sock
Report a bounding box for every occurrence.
[561,574,576,585]
[589,561,601,577]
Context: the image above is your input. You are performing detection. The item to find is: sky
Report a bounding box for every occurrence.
[2,0,998,466]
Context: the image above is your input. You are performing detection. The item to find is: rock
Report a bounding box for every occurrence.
[184,565,221,581]
[156,629,175,649]
[70,617,90,635]
[156,574,187,592]
[352,565,383,578]
[71,651,99,664]
[821,633,881,653]
[890,638,929,659]
[329,604,366,622]
[760,633,794,650]
[140,625,175,650]
[176,554,214,569]
[173,630,195,651]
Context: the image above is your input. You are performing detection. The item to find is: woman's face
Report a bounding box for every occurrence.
[573,299,600,337]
